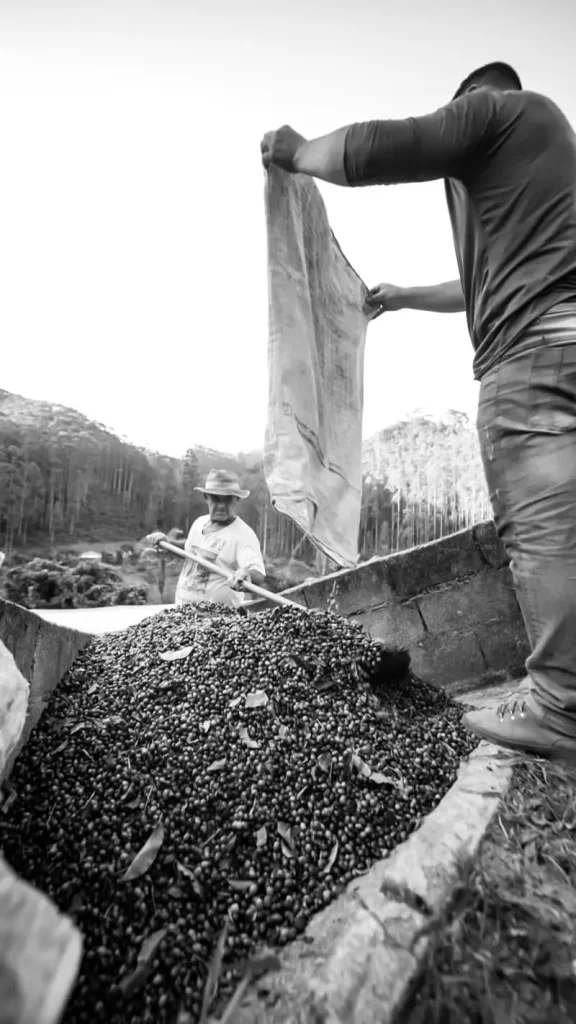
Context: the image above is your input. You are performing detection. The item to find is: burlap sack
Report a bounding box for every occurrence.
[0,640,29,780]
[0,641,82,1023]
[0,855,82,1024]
[264,166,370,568]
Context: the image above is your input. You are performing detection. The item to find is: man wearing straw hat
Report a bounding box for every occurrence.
[146,469,266,608]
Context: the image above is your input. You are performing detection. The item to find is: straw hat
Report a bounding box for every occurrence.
[195,469,250,500]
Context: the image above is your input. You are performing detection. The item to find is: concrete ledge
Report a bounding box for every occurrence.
[0,598,92,779]
[212,741,512,1024]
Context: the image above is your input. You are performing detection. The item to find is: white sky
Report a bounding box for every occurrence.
[1,0,575,456]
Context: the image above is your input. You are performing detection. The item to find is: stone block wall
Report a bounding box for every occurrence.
[260,520,529,694]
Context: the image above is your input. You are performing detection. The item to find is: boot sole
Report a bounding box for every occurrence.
[463,720,576,767]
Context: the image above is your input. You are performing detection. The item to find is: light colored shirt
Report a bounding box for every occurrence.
[174,515,265,608]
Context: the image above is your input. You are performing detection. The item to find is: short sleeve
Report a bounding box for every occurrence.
[237,541,265,575]
[184,518,204,552]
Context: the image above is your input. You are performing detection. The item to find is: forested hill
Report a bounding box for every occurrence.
[0,388,246,546]
[0,389,490,560]
[0,389,242,473]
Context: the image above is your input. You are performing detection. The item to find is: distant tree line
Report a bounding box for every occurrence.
[0,393,490,567]
[359,411,491,558]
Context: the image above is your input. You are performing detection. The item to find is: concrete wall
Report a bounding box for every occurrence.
[265,520,530,695]
[0,598,92,778]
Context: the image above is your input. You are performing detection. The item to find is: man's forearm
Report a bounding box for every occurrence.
[294,128,351,186]
[399,281,465,313]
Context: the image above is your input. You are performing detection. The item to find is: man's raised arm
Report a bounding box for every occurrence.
[366,281,465,315]
[261,90,496,187]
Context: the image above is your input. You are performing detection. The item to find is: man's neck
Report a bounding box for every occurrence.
[205,516,236,531]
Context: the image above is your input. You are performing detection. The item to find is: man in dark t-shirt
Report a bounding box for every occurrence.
[261,62,576,763]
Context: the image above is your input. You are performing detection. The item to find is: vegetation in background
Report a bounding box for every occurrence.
[0,390,490,567]
[361,410,491,554]
[3,557,148,609]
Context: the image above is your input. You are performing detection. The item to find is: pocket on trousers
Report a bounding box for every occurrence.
[525,345,576,433]
[478,344,576,444]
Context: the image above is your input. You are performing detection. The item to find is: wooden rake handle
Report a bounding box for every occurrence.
[157,541,300,609]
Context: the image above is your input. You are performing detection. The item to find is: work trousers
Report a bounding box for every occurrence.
[477,307,576,737]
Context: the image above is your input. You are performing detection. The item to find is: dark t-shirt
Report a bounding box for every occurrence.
[344,88,576,379]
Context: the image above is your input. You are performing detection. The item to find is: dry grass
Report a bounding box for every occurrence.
[404,758,576,1024]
